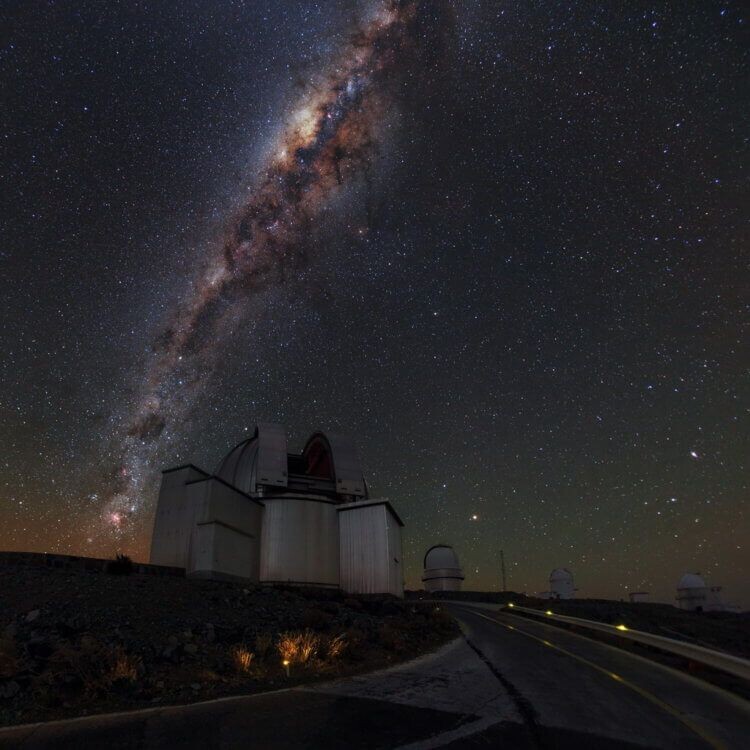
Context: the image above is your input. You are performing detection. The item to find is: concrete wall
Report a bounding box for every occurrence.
[149,466,208,569]
[190,522,257,581]
[150,468,263,582]
[260,496,339,587]
[339,501,403,597]
[187,477,263,581]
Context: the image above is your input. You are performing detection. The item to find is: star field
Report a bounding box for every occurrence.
[1,1,747,606]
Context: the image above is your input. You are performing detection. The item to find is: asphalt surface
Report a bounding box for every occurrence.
[1,603,748,749]
[446,604,750,749]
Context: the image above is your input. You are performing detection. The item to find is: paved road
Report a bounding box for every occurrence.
[1,603,748,748]
[444,604,750,749]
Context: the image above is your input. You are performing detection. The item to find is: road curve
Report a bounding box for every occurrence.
[447,603,750,749]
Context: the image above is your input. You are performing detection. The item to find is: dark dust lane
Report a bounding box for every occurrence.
[446,604,750,750]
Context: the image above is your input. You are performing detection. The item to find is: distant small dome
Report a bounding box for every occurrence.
[424,545,461,570]
[550,568,573,583]
[677,573,706,590]
[422,544,464,592]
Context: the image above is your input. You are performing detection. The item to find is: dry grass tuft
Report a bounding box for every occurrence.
[49,640,107,695]
[298,630,318,663]
[277,630,320,666]
[231,645,255,673]
[326,634,347,660]
[45,640,141,697]
[110,646,139,682]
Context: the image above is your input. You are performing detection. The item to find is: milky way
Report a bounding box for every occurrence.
[4,0,747,603]
[100,0,447,536]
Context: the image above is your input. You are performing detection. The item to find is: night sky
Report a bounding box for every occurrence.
[1,1,747,606]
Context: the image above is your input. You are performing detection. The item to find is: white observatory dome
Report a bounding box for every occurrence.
[214,424,368,588]
[550,568,573,583]
[677,573,707,590]
[425,545,461,570]
[548,568,575,599]
[422,545,465,592]
[676,572,712,611]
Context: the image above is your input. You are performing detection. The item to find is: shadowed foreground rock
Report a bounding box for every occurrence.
[0,557,457,727]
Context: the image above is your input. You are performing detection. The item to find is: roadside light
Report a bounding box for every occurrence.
[616,624,628,631]
[282,659,290,677]
[545,610,553,616]
[507,602,514,608]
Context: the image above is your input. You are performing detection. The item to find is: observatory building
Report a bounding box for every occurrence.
[149,423,404,596]
[675,573,726,612]
[422,545,465,592]
[628,592,650,604]
[539,568,575,599]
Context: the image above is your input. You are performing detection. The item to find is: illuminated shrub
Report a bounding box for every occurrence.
[110,646,139,682]
[277,630,320,666]
[231,645,255,673]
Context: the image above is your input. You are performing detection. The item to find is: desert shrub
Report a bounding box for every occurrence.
[231,645,255,674]
[277,630,320,666]
[298,631,319,663]
[109,646,140,683]
[45,639,141,699]
[106,554,134,575]
[325,634,347,660]
[277,633,298,664]
[47,638,108,697]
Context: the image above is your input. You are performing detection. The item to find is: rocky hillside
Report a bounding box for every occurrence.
[0,559,458,727]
